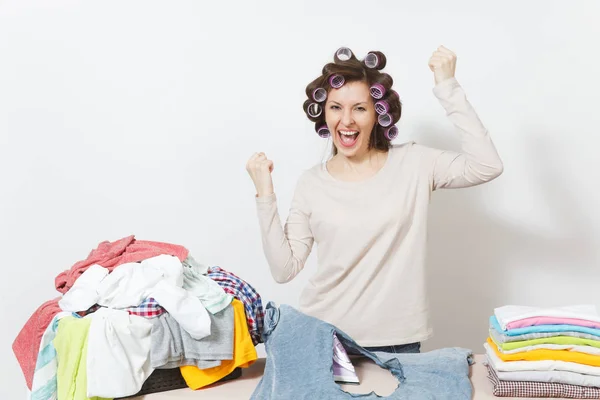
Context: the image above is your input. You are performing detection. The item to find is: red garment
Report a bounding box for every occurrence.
[54,235,189,294]
[12,298,61,389]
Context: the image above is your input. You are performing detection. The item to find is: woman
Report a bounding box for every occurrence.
[246,46,503,353]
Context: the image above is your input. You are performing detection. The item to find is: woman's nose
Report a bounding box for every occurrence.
[341,109,354,126]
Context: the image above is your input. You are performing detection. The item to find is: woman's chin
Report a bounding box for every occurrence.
[334,141,365,158]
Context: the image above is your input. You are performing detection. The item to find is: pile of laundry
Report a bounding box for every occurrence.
[485,304,600,398]
[12,235,264,400]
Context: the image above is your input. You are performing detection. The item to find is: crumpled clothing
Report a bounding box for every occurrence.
[55,235,188,294]
[12,298,62,389]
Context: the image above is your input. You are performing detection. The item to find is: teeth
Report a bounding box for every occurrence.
[339,131,358,136]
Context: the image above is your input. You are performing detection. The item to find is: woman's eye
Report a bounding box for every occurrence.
[330,105,340,110]
[357,107,366,111]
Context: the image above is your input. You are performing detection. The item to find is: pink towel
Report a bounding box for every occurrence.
[506,316,600,330]
[54,235,189,294]
[12,298,61,389]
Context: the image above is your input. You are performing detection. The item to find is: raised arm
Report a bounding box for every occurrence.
[247,153,314,283]
[426,46,503,189]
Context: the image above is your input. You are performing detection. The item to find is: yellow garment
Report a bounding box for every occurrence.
[53,316,111,400]
[487,337,600,367]
[180,299,257,389]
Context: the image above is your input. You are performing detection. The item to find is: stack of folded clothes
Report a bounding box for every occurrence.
[484,304,600,398]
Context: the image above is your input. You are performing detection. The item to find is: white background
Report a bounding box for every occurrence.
[1,1,599,398]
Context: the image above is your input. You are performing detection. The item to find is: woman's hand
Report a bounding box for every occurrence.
[428,45,457,85]
[246,152,275,198]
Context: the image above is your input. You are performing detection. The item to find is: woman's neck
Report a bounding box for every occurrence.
[327,149,388,181]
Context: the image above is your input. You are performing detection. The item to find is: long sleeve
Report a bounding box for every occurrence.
[255,176,314,283]
[428,77,504,190]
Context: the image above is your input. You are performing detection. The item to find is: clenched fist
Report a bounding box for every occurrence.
[246,152,275,198]
[428,45,457,85]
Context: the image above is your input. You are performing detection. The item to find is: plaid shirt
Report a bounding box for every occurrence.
[77,298,165,319]
[487,365,600,398]
[208,266,264,345]
[126,297,165,318]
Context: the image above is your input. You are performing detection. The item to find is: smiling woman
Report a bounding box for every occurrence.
[245,45,504,354]
[325,81,378,155]
[302,48,401,161]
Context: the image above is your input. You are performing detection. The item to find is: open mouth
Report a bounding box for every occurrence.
[338,130,359,148]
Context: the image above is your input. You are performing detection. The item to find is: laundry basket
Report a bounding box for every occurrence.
[116,367,242,398]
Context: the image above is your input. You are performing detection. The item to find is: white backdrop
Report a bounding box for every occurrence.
[1,1,599,398]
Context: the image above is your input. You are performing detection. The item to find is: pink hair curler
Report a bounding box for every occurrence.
[335,47,353,62]
[312,88,327,103]
[329,74,345,89]
[370,83,386,99]
[307,103,322,118]
[384,125,398,140]
[374,100,390,115]
[316,125,331,138]
[378,113,392,127]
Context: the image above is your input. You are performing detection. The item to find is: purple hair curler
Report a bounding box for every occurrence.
[364,52,380,69]
[317,125,330,138]
[329,74,345,89]
[364,51,387,69]
[335,47,353,62]
[307,103,322,118]
[374,100,390,115]
[378,113,392,127]
[312,88,327,103]
[384,125,398,141]
[370,83,386,99]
